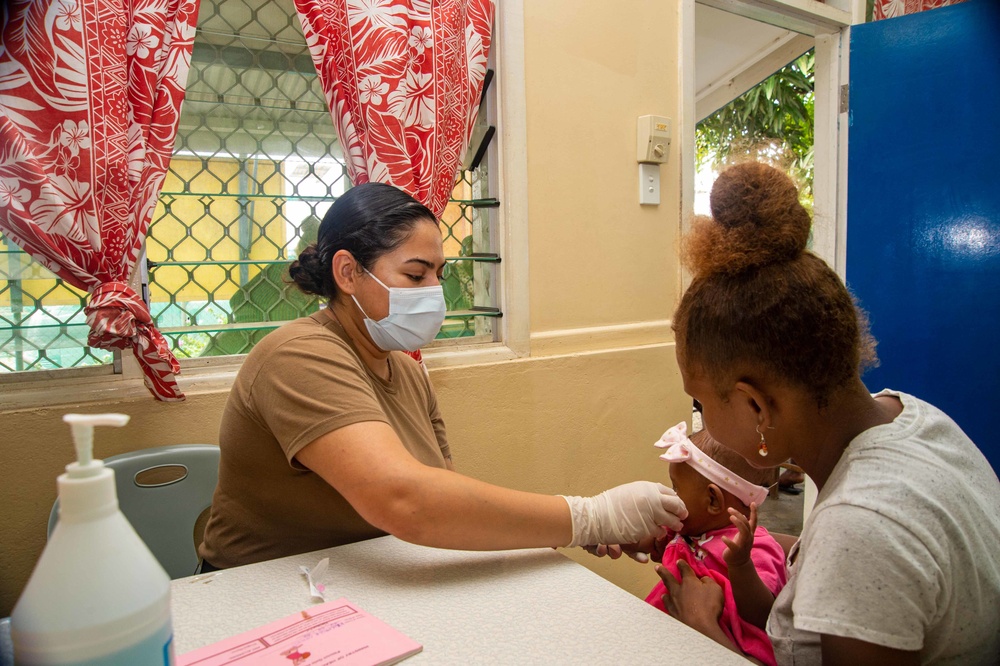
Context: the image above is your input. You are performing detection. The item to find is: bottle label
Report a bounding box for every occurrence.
[69,622,175,666]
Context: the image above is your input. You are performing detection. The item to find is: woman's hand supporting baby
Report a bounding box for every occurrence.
[658,560,727,633]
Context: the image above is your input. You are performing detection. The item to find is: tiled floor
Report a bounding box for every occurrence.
[757,486,805,537]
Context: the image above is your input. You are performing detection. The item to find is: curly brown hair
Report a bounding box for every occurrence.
[674,162,878,406]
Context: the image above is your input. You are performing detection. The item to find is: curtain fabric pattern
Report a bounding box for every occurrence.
[873,0,967,19]
[293,0,495,219]
[0,0,199,400]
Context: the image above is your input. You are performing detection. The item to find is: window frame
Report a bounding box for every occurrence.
[0,0,529,408]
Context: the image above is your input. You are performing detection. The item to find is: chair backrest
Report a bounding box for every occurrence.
[48,444,220,580]
[0,616,12,666]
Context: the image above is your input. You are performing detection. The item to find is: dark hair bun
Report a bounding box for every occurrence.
[684,162,811,277]
[288,243,330,297]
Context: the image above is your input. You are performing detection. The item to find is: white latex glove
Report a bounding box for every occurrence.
[561,481,688,548]
[583,543,647,563]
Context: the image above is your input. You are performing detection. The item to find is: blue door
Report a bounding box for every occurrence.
[846,0,1000,469]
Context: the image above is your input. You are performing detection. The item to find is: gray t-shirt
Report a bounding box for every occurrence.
[768,390,1000,665]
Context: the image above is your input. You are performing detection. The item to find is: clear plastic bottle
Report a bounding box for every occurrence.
[11,414,175,665]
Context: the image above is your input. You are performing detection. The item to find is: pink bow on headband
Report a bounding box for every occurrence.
[654,422,768,507]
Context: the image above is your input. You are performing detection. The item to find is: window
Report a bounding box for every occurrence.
[0,243,112,372]
[0,0,500,378]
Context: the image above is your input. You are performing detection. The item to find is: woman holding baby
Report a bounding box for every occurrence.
[659,162,1000,665]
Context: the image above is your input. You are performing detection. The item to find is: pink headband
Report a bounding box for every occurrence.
[654,422,768,507]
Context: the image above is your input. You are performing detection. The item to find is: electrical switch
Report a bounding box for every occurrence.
[639,163,660,206]
[637,115,672,164]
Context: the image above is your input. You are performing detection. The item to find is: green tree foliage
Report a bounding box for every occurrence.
[697,51,815,201]
[200,216,322,356]
[441,234,474,311]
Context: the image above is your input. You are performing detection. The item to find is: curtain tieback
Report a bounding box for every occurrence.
[86,282,184,401]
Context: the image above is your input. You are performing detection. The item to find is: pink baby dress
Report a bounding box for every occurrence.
[646,524,787,666]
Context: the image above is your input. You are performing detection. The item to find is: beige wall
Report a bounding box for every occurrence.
[0,0,687,616]
[524,1,682,332]
[1,395,231,615]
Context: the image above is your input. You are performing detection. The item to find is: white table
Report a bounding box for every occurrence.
[171,536,750,663]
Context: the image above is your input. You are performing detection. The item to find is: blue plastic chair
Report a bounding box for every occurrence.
[0,617,11,666]
[48,444,220,580]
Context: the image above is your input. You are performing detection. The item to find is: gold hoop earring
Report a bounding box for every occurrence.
[756,423,769,457]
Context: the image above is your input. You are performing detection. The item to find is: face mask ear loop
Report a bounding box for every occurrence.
[351,266,386,321]
[351,293,371,320]
[362,267,390,291]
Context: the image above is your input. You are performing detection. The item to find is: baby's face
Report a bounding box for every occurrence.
[668,462,715,536]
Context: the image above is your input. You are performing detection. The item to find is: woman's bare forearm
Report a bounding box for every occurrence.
[297,420,575,549]
[376,464,574,549]
[687,616,764,665]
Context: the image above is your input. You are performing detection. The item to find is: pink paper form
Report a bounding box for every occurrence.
[178,598,423,666]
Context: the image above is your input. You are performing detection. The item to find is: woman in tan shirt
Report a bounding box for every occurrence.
[200,182,687,569]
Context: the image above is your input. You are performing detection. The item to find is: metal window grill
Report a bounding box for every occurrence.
[0,248,112,372]
[0,0,499,374]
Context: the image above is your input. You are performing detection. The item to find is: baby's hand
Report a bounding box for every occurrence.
[721,502,758,568]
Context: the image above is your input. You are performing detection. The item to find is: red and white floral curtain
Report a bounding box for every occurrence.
[0,0,199,401]
[293,0,495,220]
[873,0,967,20]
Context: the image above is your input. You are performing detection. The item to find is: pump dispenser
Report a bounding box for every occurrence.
[11,414,175,665]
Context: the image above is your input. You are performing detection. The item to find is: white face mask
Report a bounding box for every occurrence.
[351,268,446,351]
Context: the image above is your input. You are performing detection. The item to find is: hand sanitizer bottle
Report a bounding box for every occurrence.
[11,414,175,665]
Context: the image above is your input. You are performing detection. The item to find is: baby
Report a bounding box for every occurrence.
[646,422,787,666]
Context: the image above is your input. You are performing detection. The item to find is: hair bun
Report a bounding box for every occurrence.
[288,243,330,297]
[684,162,811,277]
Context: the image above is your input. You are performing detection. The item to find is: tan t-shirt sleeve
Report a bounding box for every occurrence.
[247,334,389,465]
[424,372,450,461]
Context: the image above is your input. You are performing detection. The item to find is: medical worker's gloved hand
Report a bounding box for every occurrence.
[560,481,688,548]
[584,534,668,563]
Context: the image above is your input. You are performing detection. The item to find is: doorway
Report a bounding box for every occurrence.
[679,0,855,520]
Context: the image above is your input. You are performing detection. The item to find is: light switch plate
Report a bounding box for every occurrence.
[639,163,660,205]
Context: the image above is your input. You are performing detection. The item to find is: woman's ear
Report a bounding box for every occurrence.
[706,483,726,515]
[734,380,774,431]
[331,249,359,295]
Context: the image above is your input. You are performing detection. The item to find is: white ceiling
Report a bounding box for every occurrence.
[695,3,814,120]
